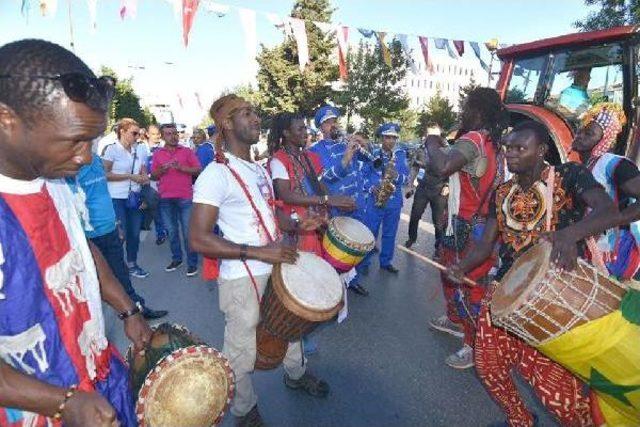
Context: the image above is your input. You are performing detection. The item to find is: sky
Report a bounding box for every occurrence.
[0,0,595,125]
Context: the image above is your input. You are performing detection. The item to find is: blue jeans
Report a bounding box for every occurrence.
[357,201,402,271]
[160,198,198,268]
[112,198,144,266]
[90,229,145,306]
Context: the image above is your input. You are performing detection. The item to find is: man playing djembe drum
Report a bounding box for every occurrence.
[190,94,330,427]
[450,120,622,426]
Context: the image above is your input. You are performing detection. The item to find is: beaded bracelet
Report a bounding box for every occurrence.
[52,385,78,421]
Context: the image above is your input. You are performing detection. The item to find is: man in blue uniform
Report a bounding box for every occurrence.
[357,123,409,275]
[196,124,217,169]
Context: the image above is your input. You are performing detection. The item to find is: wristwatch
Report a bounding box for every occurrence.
[118,301,143,320]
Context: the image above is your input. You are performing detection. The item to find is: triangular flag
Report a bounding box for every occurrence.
[358,28,374,38]
[177,93,184,109]
[39,0,58,17]
[119,0,137,20]
[87,0,97,32]
[470,41,490,72]
[376,32,391,67]
[238,8,258,79]
[396,34,417,73]
[435,38,458,59]
[203,1,229,17]
[337,25,349,80]
[195,92,203,110]
[418,36,434,74]
[164,0,181,23]
[288,18,309,72]
[453,40,465,57]
[182,0,200,47]
[21,0,31,18]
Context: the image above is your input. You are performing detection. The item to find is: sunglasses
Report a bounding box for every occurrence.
[0,72,116,106]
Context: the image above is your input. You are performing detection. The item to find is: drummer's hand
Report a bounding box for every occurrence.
[124,313,152,355]
[63,391,118,427]
[299,215,326,231]
[257,242,298,264]
[446,265,467,285]
[546,230,578,272]
[327,195,356,211]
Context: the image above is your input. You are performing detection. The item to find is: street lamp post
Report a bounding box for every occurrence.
[484,39,499,87]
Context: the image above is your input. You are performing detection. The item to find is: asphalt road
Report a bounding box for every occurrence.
[106,205,556,427]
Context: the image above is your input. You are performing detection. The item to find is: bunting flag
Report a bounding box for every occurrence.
[195,92,203,109]
[396,33,417,73]
[203,1,229,17]
[182,0,200,47]
[87,0,97,31]
[418,36,434,74]
[453,40,465,57]
[376,32,392,67]
[288,18,309,72]
[336,25,349,80]
[177,93,184,109]
[119,0,137,20]
[238,8,258,77]
[470,41,490,72]
[434,38,457,59]
[20,0,31,18]
[39,0,57,17]
[358,28,374,38]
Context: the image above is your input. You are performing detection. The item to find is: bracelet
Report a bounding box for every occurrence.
[240,244,248,261]
[118,302,142,320]
[52,385,78,421]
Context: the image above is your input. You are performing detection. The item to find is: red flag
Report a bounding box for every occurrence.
[182,0,200,47]
[453,40,465,57]
[338,26,349,80]
[418,36,434,74]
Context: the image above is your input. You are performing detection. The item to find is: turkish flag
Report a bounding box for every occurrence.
[182,0,200,47]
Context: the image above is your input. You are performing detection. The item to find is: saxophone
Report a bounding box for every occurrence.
[375,152,398,207]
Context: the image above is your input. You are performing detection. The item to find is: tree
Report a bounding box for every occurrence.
[575,0,640,31]
[335,40,410,136]
[199,84,263,128]
[101,66,156,129]
[457,77,479,113]
[254,0,337,117]
[415,91,456,137]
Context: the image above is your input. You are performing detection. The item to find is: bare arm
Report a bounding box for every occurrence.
[102,159,133,182]
[425,135,468,179]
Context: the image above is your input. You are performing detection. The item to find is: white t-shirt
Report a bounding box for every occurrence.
[96,132,117,156]
[101,142,148,199]
[268,158,289,180]
[193,154,278,281]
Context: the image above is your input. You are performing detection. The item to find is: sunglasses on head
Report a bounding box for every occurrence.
[0,72,116,106]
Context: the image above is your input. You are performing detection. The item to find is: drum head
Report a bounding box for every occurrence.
[280,252,343,312]
[331,216,375,247]
[492,241,551,317]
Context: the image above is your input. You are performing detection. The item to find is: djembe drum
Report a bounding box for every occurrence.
[322,216,375,272]
[256,252,343,370]
[491,242,639,425]
[127,323,234,427]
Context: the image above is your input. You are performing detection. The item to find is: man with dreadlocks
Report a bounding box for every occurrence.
[190,95,330,427]
[450,120,622,426]
[425,87,508,369]
[268,112,356,255]
[0,39,151,426]
[572,102,640,280]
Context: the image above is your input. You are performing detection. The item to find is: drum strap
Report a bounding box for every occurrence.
[545,166,555,232]
[224,162,279,304]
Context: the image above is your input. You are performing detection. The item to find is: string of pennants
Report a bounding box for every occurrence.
[22,0,506,80]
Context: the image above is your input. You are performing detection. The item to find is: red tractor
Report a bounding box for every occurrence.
[496,25,640,165]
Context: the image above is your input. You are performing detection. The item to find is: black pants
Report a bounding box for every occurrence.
[408,184,447,247]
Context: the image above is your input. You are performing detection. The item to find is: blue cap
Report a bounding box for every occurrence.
[377,122,400,138]
[314,105,340,128]
[206,124,217,136]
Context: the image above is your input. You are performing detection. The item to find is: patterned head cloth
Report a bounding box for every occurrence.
[209,94,252,161]
[581,102,626,159]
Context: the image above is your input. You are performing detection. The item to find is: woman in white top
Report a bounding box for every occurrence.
[102,118,150,278]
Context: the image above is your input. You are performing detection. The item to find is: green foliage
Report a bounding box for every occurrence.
[415,90,456,136]
[575,0,640,31]
[457,77,479,113]
[254,0,338,117]
[335,39,410,136]
[100,66,156,129]
[506,87,526,103]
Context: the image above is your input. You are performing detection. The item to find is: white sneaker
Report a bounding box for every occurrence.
[428,315,464,338]
[445,344,474,369]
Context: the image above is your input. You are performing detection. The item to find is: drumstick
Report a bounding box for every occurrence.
[396,245,479,287]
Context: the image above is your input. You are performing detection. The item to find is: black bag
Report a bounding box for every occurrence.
[140,184,159,210]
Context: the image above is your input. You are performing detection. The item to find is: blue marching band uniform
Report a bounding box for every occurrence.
[310,106,408,292]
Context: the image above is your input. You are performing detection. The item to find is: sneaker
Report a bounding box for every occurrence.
[428,315,464,338]
[165,260,183,272]
[186,266,198,277]
[284,372,329,398]
[235,405,264,427]
[445,344,474,369]
[155,232,167,246]
[129,265,149,279]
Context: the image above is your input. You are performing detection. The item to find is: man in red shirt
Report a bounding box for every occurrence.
[151,123,202,276]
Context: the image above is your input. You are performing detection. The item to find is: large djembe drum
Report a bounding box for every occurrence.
[490,242,639,425]
[127,323,234,426]
[321,216,375,272]
[256,252,343,370]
